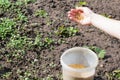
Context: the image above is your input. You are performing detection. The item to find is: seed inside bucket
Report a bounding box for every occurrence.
[69,64,86,69]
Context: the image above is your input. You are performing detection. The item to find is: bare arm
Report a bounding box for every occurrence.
[91,13,120,39]
[68,7,120,39]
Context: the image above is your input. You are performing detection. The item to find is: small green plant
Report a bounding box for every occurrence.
[17,69,32,80]
[0,0,11,14]
[34,34,54,49]
[0,18,16,39]
[15,1,23,6]
[24,0,36,4]
[17,12,28,22]
[75,1,87,7]
[49,62,57,68]
[2,72,12,79]
[12,8,28,22]
[44,37,54,47]
[7,34,32,50]
[55,25,79,38]
[35,9,48,17]
[106,69,120,80]
[15,0,36,6]
[42,75,54,80]
[84,46,106,59]
[34,34,43,46]
[0,0,11,7]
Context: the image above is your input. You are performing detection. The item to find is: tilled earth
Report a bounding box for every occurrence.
[0,0,120,80]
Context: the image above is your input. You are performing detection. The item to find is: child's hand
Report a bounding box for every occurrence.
[68,7,94,25]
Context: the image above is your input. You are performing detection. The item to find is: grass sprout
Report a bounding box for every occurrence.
[35,9,48,17]
[0,18,16,39]
[55,25,79,38]
[84,46,106,59]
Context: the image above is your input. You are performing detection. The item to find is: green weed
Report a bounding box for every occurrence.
[75,1,87,7]
[42,75,54,80]
[35,9,48,17]
[0,18,16,39]
[17,12,28,22]
[44,37,54,47]
[84,46,106,59]
[24,0,37,4]
[0,0,11,7]
[55,25,79,38]
[49,62,57,68]
[106,69,120,80]
[34,34,54,49]
[7,34,33,50]
[15,1,23,6]
[15,0,36,6]
[1,72,12,79]
[6,49,25,62]
[34,34,43,46]
[0,0,11,14]
[17,69,32,80]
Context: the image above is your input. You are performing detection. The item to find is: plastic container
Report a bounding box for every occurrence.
[60,47,98,80]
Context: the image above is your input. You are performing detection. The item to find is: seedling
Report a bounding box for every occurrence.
[75,1,87,7]
[35,9,48,17]
[0,0,11,14]
[49,62,57,68]
[43,75,54,80]
[0,18,16,39]
[34,34,54,49]
[2,72,12,79]
[55,25,79,38]
[34,34,43,47]
[24,0,36,4]
[106,69,120,80]
[0,0,11,7]
[44,37,54,47]
[17,69,32,80]
[7,34,32,50]
[15,0,36,6]
[17,12,28,22]
[15,1,23,6]
[112,70,120,79]
[84,46,106,59]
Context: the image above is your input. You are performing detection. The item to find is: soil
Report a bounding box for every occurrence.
[0,0,120,80]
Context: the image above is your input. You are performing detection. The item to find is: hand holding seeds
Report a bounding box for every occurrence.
[68,7,94,25]
[68,7,120,39]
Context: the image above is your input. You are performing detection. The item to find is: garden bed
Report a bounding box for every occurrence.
[0,0,120,80]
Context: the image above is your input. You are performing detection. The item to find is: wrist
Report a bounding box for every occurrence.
[91,13,98,25]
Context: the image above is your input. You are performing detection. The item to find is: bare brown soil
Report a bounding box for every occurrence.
[0,0,120,80]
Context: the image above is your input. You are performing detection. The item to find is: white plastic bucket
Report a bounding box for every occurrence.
[60,47,98,80]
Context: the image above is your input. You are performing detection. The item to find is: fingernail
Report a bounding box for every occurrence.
[67,11,70,14]
[69,17,72,19]
[68,14,70,16]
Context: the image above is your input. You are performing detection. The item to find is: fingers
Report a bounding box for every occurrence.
[67,7,93,25]
[68,13,80,23]
[68,8,83,23]
[68,11,76,17]
[70,9,83,14]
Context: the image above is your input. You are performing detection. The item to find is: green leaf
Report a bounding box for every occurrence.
[98,50,106,59]
[75,1,87,7]
[79,1,87,6]
[84,46,106,59]
[35,9,48,17]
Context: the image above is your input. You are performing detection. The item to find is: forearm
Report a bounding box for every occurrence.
[91,13,120,39]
